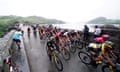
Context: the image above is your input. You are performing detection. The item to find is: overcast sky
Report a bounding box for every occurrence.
[0,0,120,22]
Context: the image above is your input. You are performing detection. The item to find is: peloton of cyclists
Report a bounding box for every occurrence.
[34,24,118,69]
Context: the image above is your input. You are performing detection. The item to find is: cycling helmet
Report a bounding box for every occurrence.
[104,41,114,49]
[102,34,110,40]
[49,36,55,41]
[63,32,68,36]
[104,41,113,46]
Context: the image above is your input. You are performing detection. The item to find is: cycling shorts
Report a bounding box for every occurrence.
[13,39,21,43]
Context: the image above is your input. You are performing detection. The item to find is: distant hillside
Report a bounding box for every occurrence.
[87,17,120,24]
[21,16,65,24]
[0,15,65,37]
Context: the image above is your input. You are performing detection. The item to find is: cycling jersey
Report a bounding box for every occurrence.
[13,31,22,43]
[101,41,113,55]
[101,43,106,55]
[13,31,22,40]
[47,40,55,50]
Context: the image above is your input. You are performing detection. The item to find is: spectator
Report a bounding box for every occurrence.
[94,25,101,38]
[83,25,89,41]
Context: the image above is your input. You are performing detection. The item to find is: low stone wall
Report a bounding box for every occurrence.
[102,29,120,50]
[0,30,15,67]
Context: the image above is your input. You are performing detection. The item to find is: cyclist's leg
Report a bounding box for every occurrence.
[48,49,52,61]
[16,39,21,49]
[55,43,60,52]
[47,42,53,61]
[54,39,60,52]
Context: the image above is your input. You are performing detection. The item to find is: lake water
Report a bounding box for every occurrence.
[53,23,119,32]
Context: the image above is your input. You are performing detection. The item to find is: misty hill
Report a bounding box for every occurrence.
[88,17,120,24]
[0,15,65,24]
[21,16,65,24]
[0,15,65,37]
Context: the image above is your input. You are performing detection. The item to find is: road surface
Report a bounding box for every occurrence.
[22,25,102,72]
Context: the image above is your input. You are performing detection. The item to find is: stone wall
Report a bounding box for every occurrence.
[102,29,120,50]
[0,30,15,67]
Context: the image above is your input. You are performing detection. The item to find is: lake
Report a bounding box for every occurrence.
[52,23,119,32]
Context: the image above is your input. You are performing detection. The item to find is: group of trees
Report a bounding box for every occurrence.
[0,15,65,37]
[0,17,15,37]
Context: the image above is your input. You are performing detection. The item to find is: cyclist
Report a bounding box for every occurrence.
[87,34,114,67]
[39,26,44,39]
[33,26,36,32]
[94,34,110,43]
[69,30,76,44]
[63,31,69,42]
[13,28,22,49]
[47,37,56,61]
[27,27,31,36]
[27,27,31,33]
[54,32,62,52]
[101,40,117,67]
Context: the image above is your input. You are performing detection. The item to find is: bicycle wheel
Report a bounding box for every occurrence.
[78,51,92,65]
[69,44,76,53]
[53,54,63,71]
[76,41,83,49]
[61,48,71,61]
[102,65,115,72]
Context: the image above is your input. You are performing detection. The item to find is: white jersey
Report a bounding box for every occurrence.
[94,28,101,35]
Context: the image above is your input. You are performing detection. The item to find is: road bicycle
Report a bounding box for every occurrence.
[102,51,120,72]
[69,39,76,53]
[102,59,120,72]
[60,43,71,61]
[78,51,102,68]
[46,44,63,71]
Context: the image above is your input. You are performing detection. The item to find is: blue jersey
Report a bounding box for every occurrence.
[13,31,22,39]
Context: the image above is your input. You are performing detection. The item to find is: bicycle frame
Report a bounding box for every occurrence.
[52,53,58,63]
[109,65,114,72]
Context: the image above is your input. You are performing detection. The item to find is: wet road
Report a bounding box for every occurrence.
[22,26,102,72]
